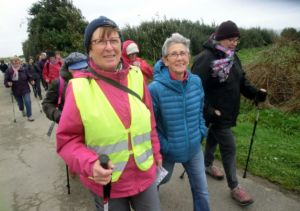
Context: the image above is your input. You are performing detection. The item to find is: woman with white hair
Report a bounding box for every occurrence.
[148,33,210,211]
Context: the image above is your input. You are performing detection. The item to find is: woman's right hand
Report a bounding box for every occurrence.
[92,160,114,185]
[214,109,221,116]
[7,82,12,87]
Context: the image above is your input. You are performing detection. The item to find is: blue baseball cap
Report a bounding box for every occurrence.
[68,60,88,70]
[65,52,88,70]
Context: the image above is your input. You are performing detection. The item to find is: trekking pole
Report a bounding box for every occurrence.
[47,122,56,137]
[180,170,186,179]
[66,165,71,194]
[33,86,42,113]
[10,92,16,123]
[100,154,111,211]
[243,100,260,178]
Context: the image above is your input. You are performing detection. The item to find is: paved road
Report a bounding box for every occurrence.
[1,74,299,211]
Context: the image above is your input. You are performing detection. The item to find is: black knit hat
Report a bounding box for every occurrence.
[47,51,55,58]
[84,16,119,53]
[215,20,240,41]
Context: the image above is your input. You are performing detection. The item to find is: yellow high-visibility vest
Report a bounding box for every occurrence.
[71,67,154,182]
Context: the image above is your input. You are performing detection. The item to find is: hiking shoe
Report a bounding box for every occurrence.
[27,116,34,122]
[21,110,26,117]
[231,186,254,206]
[205,165,224,180]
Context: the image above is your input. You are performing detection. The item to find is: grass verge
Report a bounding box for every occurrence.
[232,101,300,193]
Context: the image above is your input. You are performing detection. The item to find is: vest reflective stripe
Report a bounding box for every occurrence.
[112,162,127,172]
[136,148,153,164]
[131,132,153,171]
[134,132,151,146]
[88,145,128,180]
[71,67,154,182]
[88,140,128,155]
[127,67,154,172]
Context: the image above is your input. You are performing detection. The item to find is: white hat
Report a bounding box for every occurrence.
[126,43,139,55]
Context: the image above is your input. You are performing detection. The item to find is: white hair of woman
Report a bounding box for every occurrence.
[161,33,190,57]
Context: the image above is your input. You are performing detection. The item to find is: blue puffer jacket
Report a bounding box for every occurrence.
[148,60,207,163]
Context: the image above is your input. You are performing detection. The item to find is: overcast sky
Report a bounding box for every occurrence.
[0,0,299,58]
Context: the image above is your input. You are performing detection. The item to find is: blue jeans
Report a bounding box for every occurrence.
[160,150,210,211]
[15,92,32,117]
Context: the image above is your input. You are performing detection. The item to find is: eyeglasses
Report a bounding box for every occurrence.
[128,53,138,57]
[91,37,121,47]
[167,51,189,59]
[228,38,240,44]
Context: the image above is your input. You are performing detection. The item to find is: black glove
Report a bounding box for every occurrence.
[255,90,267,102]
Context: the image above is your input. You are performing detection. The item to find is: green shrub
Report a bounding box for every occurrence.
[239,27,277,49]
[122,19,276,60]
[243,40,300,111]
[281,27,300,41]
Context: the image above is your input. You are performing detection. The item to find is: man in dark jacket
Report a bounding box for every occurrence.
[0,60,8,74]
[42,52,88,123]
[27,56,43,100]
[37,52,48,91]
[42,52,88,183]
[191,20,267,206]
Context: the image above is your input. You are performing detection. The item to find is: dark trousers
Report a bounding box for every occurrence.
[41,76,48,91]
[204,127,238,189]
[32,78,42,98]
[93,183,161,211]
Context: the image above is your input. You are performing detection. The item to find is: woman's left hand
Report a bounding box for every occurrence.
[156,159,162,168]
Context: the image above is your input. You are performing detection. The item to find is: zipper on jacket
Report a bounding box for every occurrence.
[182,84,189,152]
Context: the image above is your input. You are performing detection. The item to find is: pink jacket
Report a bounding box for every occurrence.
[122,40,153,83]
[56,60,162,198]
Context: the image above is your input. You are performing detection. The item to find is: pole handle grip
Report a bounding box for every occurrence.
[99,154,109,169]
[99,154,111,201]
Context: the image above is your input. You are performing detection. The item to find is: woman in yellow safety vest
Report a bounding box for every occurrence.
[56,16,162,211]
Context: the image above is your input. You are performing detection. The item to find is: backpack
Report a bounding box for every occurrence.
[57,76,65,107]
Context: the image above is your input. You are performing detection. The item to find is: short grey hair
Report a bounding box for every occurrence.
[162,33,190,57]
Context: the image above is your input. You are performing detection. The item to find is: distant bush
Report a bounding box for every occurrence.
[122,19,277,60]
[239,28,277,49]
[280,27,300,41]
[244,40,300,112]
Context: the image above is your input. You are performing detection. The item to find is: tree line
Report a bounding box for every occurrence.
[22,0,300,61]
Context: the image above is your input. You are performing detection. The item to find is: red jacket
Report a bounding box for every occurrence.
[42,59,62,83]
[122,40,153,83]
[56,59,161,198]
